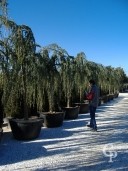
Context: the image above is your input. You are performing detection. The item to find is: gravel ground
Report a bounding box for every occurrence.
[0,93,128,171]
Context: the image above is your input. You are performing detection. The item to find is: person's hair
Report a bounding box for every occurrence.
[89,79,96,85]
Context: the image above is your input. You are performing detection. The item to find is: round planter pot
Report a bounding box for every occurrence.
[101,95,108,104]
[114,93,119,98]
[9,118,43,140]
[74,103,89,114]
[63,106,79,119]
[98,98,101,106]
[40,112,65,128]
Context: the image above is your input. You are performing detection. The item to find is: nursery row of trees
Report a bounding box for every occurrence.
[0,1,128,122]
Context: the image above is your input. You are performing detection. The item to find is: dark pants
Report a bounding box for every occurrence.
[89,106,97,128]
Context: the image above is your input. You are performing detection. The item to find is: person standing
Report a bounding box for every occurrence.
[85,79,99,131]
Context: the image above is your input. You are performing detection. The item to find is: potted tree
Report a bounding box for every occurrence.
[0,0,8,138]
[73,52,89,114]
[0,17,43,140]
[39,44,66,127]
[61,55,79,119]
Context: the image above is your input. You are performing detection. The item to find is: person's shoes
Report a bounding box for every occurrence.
[86,124,93,128]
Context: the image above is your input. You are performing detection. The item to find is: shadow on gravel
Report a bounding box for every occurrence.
[0,114,88,166]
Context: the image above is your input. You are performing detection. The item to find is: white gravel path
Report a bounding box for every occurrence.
[0,93,128,171]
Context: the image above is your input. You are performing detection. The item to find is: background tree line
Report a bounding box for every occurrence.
[0,0,128,121]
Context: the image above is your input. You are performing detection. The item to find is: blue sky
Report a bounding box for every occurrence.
[8,0,128,75]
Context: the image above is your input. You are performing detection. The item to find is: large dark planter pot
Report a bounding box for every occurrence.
[40,112,65,128]
[98,98,101,106]
[63,106,79,119]
[108,94,114,101]
[101,95,108,104]
[74,103,89,114]
[114,92,119,98]
[9,118,43,140]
